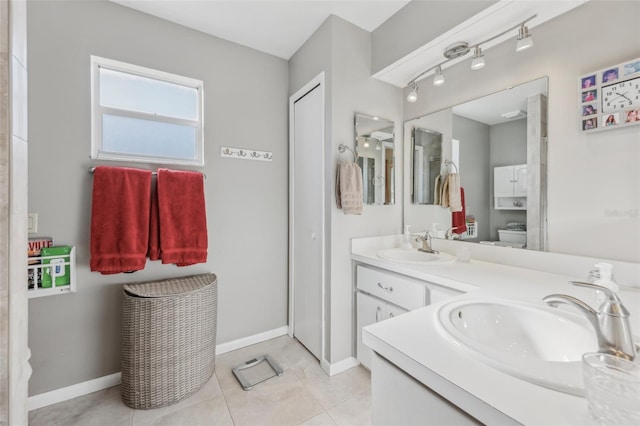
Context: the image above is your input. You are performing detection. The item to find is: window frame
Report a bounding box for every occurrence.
[90,55,205,166]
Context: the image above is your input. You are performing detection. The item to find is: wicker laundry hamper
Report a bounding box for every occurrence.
[121,273,217,409]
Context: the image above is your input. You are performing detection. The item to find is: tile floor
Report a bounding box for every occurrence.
[28,336,372,426]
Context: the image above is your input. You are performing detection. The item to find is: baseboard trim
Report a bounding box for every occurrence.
[27,326,289,411]
[322,356,360,376]
[28,372,122,412]
[28,326,290,411]
[216,325,289,355]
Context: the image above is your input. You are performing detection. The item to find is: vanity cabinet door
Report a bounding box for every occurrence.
[357,292,385,370]
[357,291,409,370]
[385,303,408,320]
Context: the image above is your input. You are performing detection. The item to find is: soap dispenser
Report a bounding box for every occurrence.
[401,225,413,249]
[589,262,619,306]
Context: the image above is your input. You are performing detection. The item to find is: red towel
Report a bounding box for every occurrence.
[90,166,152,274]
[149,168,208,266]
[148,178,160,261]
[452,187,467,235]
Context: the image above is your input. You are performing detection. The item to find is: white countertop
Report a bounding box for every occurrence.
[354,235,640,425]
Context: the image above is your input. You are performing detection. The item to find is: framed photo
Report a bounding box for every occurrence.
[582,104,597,116]
[581,75,596,89]
[603,113,619,127]
[602,68,618,83]
[625,109,640,123]
[582,118,597,130]
[623,60,640,77]
[582,90,597,102]
[579,56,640,132]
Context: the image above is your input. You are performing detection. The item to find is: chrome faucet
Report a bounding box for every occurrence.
[416,231,438,254]
[445,227,459,240]
[543,281,637,361]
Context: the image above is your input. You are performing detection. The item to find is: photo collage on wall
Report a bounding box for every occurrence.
[579,57,640,132]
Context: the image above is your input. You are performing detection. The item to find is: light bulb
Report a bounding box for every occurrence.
[470,46,485,70]
[433,66,445,86]
[406,82,418,102]
[516,24,533,52]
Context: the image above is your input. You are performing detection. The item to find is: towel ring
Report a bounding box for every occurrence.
[338,144,358,161]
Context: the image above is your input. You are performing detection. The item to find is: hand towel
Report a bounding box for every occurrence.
[154,168,208,266]
[448,173,463,212]
[433,174,442,205]
[452,187,468,235]
[440,174,450,208]
[337,162,363,215]
[90,166,152,274]
[148,178,160,261]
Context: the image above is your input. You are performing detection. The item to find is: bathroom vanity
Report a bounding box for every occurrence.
[352,235,640,425]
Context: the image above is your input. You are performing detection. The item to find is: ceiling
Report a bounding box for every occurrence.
[452,77,548,126]
[110,0,411,60]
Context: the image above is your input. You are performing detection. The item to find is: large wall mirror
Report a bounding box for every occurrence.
[355,113,395,205]
[404,77,548,250]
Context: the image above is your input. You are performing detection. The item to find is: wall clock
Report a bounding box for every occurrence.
[579,57,640,132]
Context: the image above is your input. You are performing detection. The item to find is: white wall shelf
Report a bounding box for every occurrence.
[28,246,77,299]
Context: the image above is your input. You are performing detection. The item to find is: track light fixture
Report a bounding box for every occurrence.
[470,46,485,70]
[405,14,536,100]
[406,82,418,102]
[433,66,445,86]
[516,23,533,52]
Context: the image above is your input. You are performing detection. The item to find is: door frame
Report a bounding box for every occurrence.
[288,72,326,365]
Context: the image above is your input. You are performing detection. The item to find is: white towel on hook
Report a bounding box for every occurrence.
[448,173,462,212]
[336,162,363,215]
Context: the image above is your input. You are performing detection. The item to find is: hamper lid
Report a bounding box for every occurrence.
[124,273,216,298]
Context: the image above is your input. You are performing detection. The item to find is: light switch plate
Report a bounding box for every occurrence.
[27,213,37,233]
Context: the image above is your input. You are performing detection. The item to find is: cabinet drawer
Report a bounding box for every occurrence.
[357,266,426,310]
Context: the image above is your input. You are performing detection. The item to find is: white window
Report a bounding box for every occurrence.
[90,56,204,166]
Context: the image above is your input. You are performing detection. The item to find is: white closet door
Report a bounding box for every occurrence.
[292,83,323,359]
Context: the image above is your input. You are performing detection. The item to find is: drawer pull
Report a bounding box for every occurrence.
[376,306,382,322]
[377,282,394,293]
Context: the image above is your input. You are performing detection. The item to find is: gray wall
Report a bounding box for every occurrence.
[371,0,497,74]
[488,119,527,240]
[402,0,640,262]
[289,15,402,364]
[453,115,490,241]
[27,0,289,395]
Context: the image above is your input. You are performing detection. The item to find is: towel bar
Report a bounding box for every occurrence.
[88,167,206,179]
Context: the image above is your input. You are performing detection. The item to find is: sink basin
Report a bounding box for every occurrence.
[376,248,455,265]
[436,298,597,395]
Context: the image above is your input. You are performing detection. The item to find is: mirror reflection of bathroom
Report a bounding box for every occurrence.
[412,128,442,205]
[354,113,395,205]
[405,76,548,249]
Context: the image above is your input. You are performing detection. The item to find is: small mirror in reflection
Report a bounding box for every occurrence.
[354,113,395,205]
[412,128,442,205]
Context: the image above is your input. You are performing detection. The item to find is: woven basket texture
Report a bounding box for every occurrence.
[121,273,217,409]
